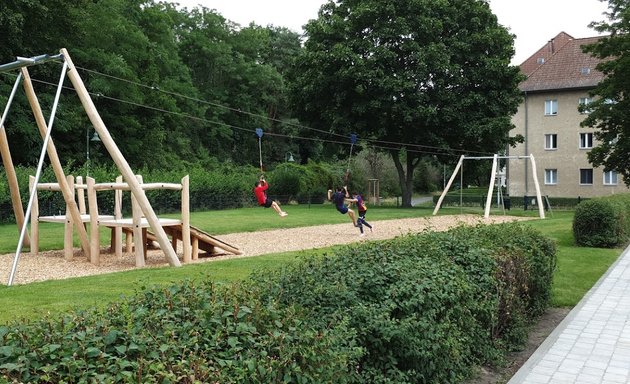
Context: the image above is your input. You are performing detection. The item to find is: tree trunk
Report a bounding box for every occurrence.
[391,150,419,207]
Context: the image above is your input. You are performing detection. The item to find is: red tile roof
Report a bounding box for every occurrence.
[519,33,606,93]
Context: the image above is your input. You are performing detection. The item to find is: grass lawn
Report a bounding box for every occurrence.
[0,205,624,324]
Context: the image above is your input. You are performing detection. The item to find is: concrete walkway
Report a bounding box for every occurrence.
[509,243,630,384]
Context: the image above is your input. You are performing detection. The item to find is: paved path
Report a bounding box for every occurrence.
[509,243,630,384]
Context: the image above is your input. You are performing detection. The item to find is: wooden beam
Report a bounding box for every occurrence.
[433,155,464,215]
[484,154,498,218]
[21,67,91,258]
[61,48,180,267]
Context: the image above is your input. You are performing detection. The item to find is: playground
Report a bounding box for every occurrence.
[0,213,529,285]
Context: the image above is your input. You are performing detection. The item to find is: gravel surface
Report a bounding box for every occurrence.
[0,214,530,286]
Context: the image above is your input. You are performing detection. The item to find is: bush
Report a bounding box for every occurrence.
[250,222,557,382]
[573,194,630,248]
[0,281,360,383]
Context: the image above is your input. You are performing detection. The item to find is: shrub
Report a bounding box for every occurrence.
[250,222,557,382]
[573,195,630,248]
[0,281,360,383]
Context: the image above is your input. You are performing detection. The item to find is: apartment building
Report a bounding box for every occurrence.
[508,32,629,198]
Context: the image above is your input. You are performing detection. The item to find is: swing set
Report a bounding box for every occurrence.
[433,154,546,219]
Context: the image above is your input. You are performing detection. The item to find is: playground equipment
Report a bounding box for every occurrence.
[28,174,241,268]
[433,154,545,219]
[0,49,239,285]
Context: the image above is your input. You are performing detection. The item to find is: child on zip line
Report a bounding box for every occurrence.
[254,175,287,217]
[328,185,363,235]
[351,190,373,235]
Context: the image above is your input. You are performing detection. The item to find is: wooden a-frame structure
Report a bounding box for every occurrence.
[0,49,182,285]
[433,154,546,219]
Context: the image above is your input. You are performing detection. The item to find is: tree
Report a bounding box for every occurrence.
[289,0,523,206]
[581,0,630,187]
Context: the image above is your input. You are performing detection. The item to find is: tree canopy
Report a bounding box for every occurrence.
[0,0,301,170]
[582,0,630,187]
[289,0,523,206]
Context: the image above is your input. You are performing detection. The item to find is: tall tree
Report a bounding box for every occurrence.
[290,0,523,206]
[581,0,630,187]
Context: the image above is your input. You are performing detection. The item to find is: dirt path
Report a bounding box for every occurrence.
[1,214,527,285]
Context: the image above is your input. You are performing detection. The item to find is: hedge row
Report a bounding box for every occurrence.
[251,222,556,382]
[0,161,343,223]
[573,193,630,248]
[0,223,556,383]
[433,194,584,210]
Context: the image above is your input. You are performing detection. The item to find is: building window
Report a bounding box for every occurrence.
[545,169,557,185]
[579,133,593,149]
[580,67,591,75]
[580,169,593,185]
[544,99,558,115]
[603,170,618,185]
[537,57,545,64]
[544,134,558,150]
[579,97,592,114]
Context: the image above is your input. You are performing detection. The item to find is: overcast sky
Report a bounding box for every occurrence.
[172,0,609,64]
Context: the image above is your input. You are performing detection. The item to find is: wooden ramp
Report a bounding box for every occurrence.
[141,224,241,258]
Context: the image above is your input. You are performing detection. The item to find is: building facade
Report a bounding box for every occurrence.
[508,32,629,198]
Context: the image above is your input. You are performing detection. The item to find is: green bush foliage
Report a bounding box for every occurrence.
[250,223,557,382]
[573,194,630,248]
[0,281,360,383]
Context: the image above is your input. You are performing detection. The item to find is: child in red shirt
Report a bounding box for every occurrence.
[254,176,287,217]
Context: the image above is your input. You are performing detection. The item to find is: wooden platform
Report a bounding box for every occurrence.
[117,223,241,259]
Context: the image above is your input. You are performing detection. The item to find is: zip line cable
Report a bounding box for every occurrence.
[2,69,496,158]
[72,67,497,157]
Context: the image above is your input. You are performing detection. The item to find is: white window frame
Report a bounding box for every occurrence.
[579,97,593,114]
[603,170,618,185]
[544,134,558,150]
[579,133,593,149]
[544,169,557,185]
[580,168,594,185]
[545,99,558,116]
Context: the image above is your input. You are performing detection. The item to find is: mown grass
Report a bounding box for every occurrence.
[0,205,624,324]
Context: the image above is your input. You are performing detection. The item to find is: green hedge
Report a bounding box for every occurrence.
[250,223,556,382]
[573,194,630,248]
[0,223,556,383]
[433,194,584,210]
[0,281,359,383]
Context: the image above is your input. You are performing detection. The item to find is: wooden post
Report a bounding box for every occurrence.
[484,154,498,219]
[28,176,39,255]
[181,175,191,263]
[529,154,546,219]
[0,124,30,246]
[433,155,465,215]
[192,237,199,260]
[64,175,75,260]
[76,176,86,214]
[114,175,123,257]
[21,67,91,259]
[87,177,101,264]
[132,175,145,267]
[61,48,180,267]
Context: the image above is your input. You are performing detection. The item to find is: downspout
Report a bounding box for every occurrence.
[524,91,529,195]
